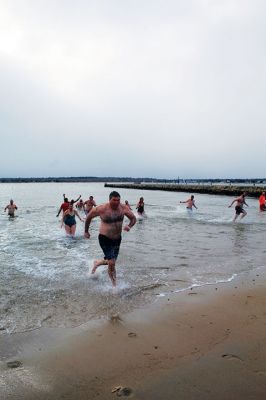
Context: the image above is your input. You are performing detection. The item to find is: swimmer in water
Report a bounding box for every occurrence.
[84,191,136,287]
[62,203,84,236]
[180,195,198,210]
[136,197,145,216]
[228,192,248,222]
[4,199,17,217]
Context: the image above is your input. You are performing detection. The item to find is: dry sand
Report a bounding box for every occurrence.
[1,268,266,399]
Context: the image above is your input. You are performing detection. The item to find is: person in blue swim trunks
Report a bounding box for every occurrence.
[84,191,136,287]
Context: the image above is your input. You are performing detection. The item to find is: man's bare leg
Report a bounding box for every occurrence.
[91,259,108,274]
[108,260,116,287]
[233,214,239,222]
[240,211,247,220]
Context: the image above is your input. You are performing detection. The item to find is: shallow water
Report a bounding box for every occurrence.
[0,182,265,333]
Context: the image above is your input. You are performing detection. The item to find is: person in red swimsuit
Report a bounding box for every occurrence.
[259,192,266,211]
[56,194,81,217]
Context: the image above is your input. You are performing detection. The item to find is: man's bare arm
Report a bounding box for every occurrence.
[84,207,101,235]
[228,199,237,207]
[56,206,62,217]
[123,208,137,231]
[73,195,81,203]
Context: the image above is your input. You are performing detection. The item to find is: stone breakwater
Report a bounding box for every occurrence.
[104,183,266,197]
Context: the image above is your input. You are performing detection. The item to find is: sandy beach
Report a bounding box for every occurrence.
[1,268,266,400]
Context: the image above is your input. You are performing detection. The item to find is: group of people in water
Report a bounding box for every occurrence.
[179,192,266,222]
[3,190,266,287]
[55,194,146,238]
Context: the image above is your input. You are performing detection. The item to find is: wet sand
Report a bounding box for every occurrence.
[1,268,266,399]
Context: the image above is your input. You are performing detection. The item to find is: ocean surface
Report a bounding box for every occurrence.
[0,182,265,334]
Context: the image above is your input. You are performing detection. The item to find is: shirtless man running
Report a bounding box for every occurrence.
[180,195,198,210]
[4,199,17,217]
[84,196,96,215]
[84,191,136,287]
[228,192,248,222]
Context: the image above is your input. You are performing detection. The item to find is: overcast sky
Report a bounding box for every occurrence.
[1,0,265,179]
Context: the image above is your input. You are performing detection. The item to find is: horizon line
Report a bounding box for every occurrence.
[0,176,266,181]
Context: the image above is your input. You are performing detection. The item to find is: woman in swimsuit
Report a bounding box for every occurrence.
[62,203,84,236]
[136,197,145,216]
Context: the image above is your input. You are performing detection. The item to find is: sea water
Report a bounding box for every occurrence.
[0,182,265,334]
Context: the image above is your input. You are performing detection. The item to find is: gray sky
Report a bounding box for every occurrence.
[1,0,265,179]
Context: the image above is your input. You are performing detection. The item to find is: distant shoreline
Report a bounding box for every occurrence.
[1,178,265,197]
[0,176,266,185]
[104,182,266,197]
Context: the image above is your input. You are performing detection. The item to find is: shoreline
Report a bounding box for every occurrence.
[1,268,266,399]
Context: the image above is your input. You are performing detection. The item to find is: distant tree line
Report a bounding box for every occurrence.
[0,177,265,184]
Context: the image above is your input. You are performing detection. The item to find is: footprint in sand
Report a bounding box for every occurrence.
[128,332,137,338]
[255,370,266,376]
[111,386,133,396]
[222,354,243,361]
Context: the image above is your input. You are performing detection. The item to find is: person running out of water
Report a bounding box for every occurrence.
[180,195,198,210]
[63,193,81,204]
[56,194,81,217]
[84,196,97,215]
[124,200,132,210]
[4,199,17,217]
[136,197,145,216]
[76,199,85,212]
[228,192,248,222]
[62,202,84,236]
[84,191,136,287]
[259,192,266,212]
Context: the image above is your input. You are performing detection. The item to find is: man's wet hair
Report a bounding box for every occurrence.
[109,191,120,200]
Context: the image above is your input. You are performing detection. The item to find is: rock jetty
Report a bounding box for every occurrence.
[104,183,266,197]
